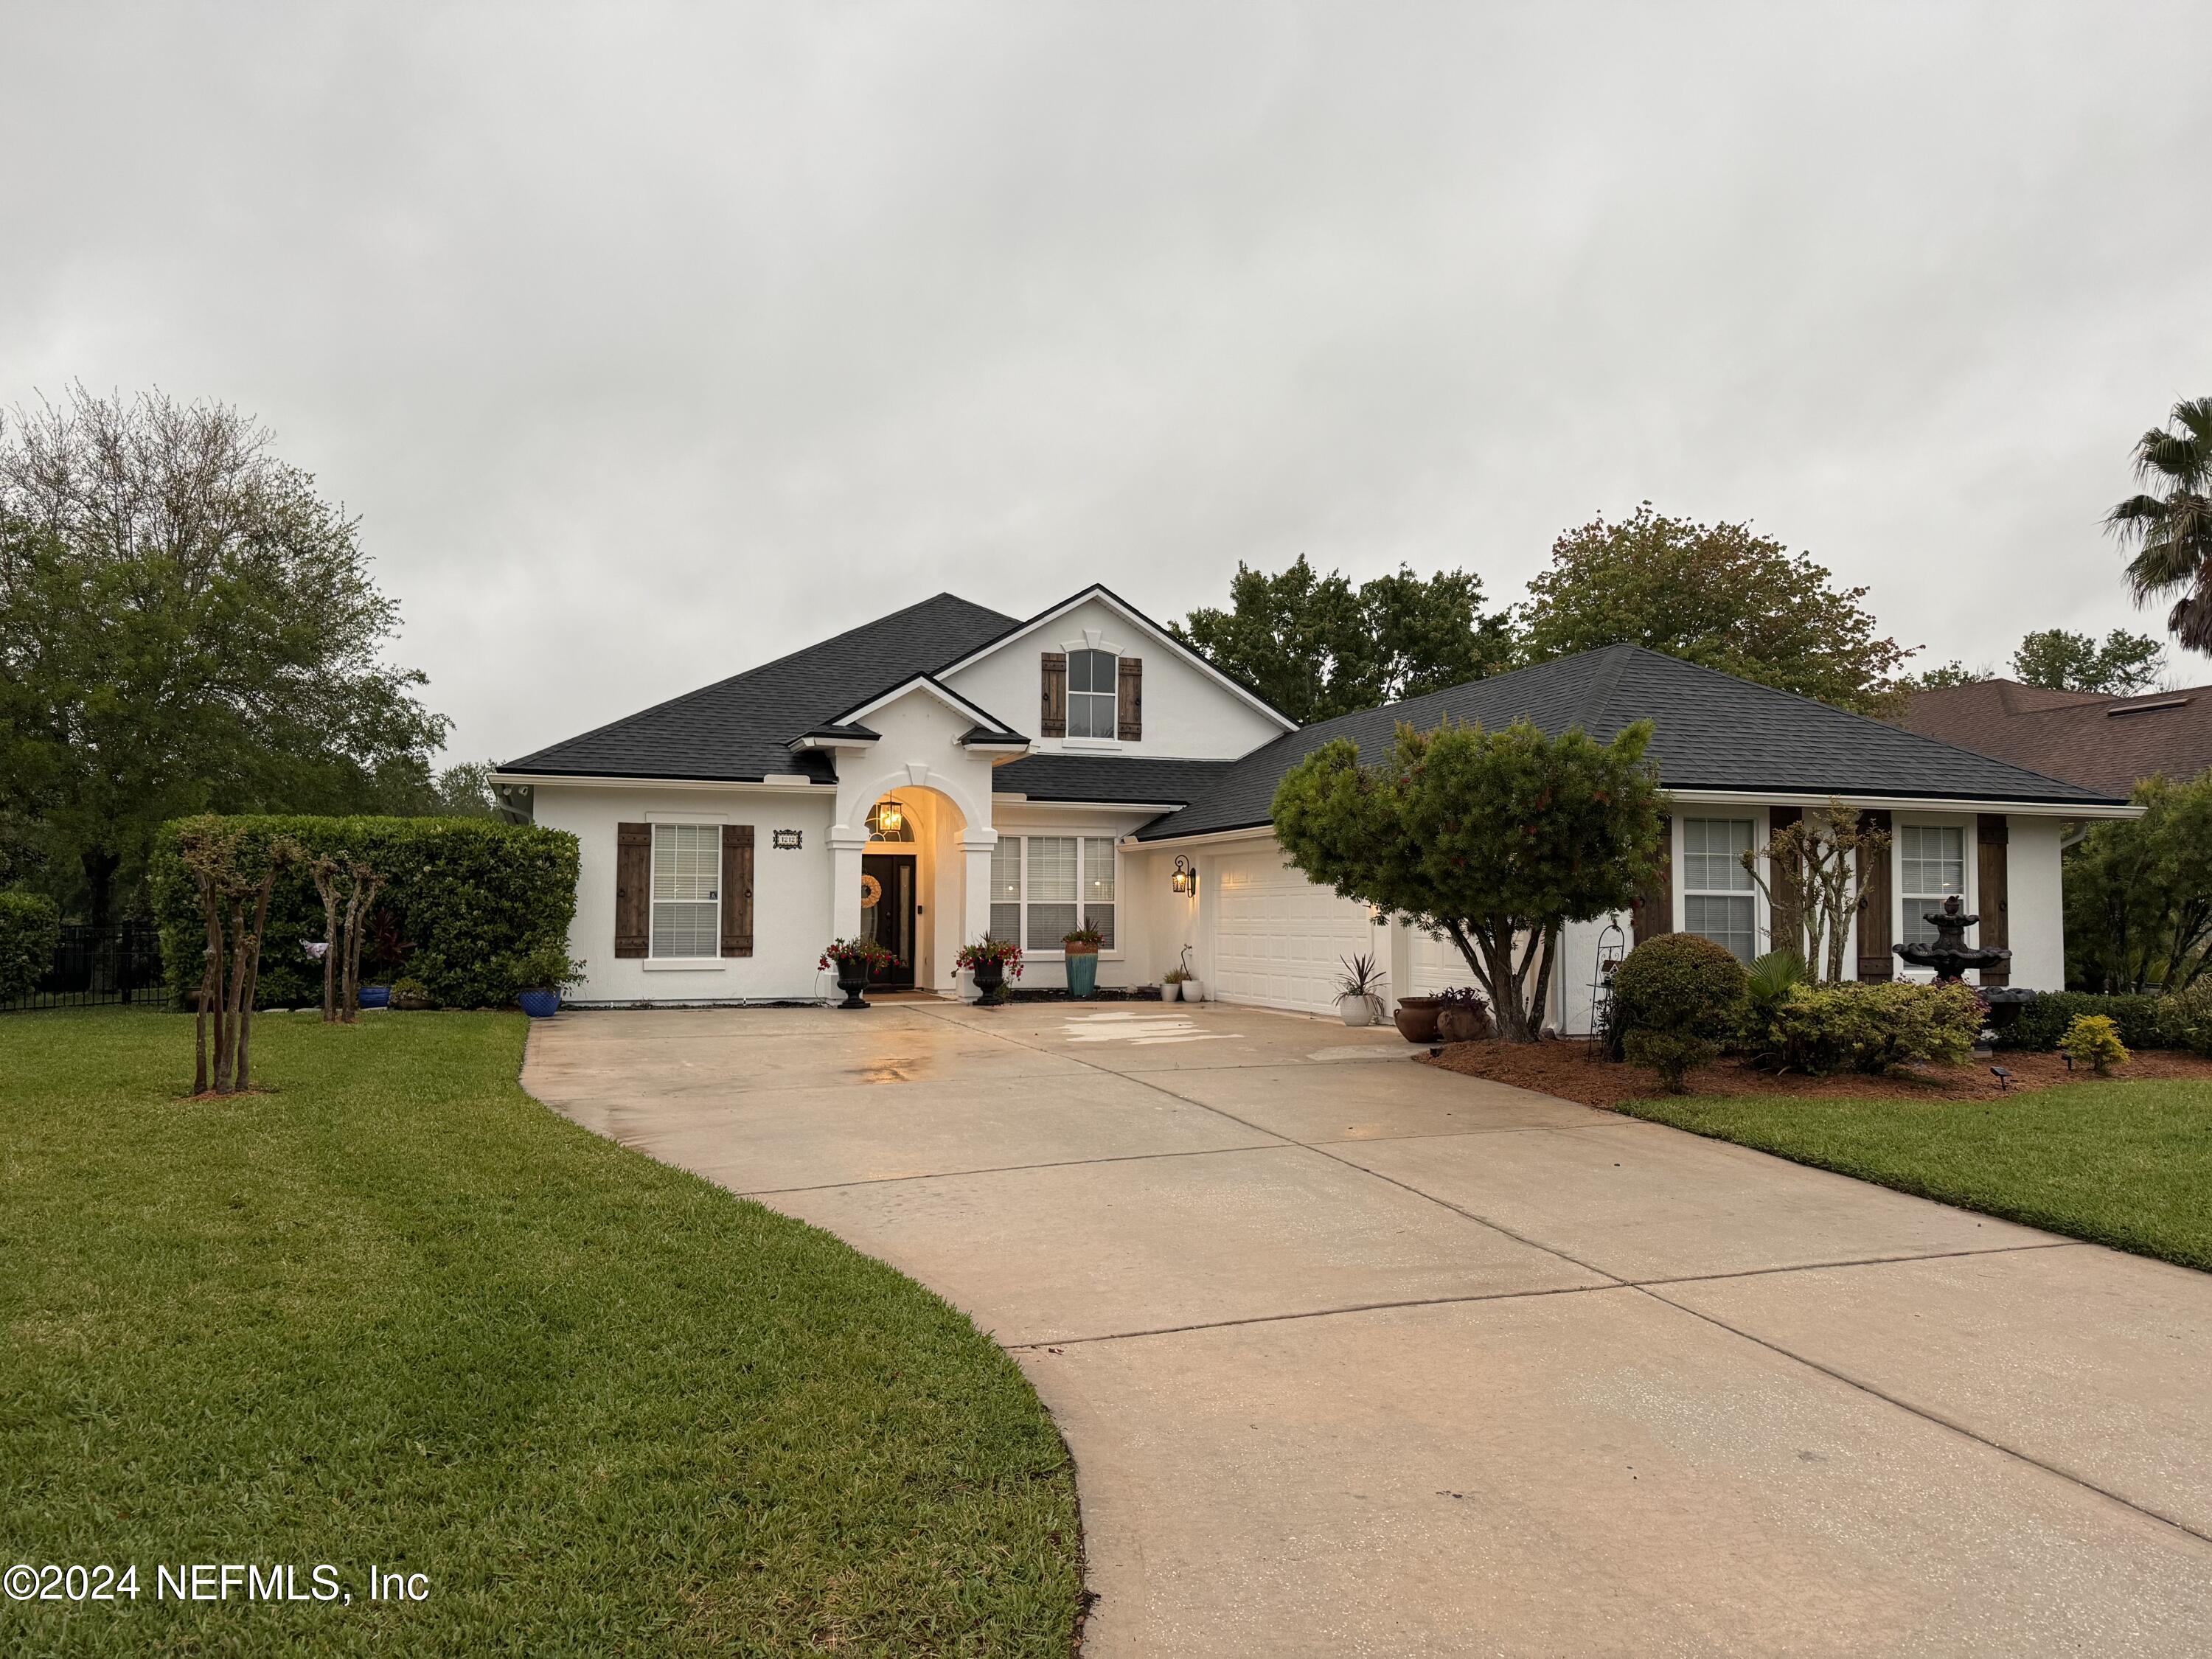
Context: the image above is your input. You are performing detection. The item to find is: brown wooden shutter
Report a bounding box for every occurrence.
[720,824,754,958]
[1854,809,1893,981]
[1767,806,1804,961]
[1117,656,1143,741]
[616,822,650,958]
[1040,652,1067,737]
[1976,813,2009,986]
[1630,815,1672,946]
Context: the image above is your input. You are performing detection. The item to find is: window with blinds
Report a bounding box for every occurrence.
[651,823,720,958]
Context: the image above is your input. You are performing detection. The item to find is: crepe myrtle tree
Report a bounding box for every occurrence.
[1273,718,1665,1043]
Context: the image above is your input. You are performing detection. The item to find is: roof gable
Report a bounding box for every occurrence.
[936,582,1298,732]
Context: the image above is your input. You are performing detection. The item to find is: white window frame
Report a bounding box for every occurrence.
[1894,815,1975,969]
[649,820,722,961]
[1677,815,1760,963]
[1063,647,1121,744]
[991,833,1121,956]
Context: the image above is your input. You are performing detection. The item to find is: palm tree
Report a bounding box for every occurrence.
[2107,397,2212,653]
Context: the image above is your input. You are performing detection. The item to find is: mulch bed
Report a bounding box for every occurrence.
[1418,1036,2212,1105]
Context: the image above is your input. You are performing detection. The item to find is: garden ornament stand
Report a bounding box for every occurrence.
[1892,894,2011,984]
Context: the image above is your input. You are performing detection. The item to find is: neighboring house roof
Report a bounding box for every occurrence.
[498,593,1019,782]
[1902,678,2212,796]
[992,754,1238,807]
[1135,644,2125,841]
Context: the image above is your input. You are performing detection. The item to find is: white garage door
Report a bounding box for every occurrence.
[1209,845,1382,1015]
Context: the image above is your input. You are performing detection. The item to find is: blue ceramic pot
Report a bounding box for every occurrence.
[1064,948,1099,999]
[517,989,562,1019]
[357,984,392,1009]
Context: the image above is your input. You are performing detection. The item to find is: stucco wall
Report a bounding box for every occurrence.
[943,595,1284,759]
[535,782,837,1004]
[2005,815,2066,991]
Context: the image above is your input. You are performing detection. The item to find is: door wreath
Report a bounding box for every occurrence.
[859,872,883,909]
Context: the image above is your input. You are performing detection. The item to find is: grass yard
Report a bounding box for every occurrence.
[1622,1077,2212,1273]
[0,1009,1082,1655]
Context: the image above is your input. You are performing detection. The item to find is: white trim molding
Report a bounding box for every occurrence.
[492,772,827,792]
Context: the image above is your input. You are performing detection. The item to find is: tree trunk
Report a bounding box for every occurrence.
[323,888,340,1020]
[201,887,229,1093]
[341,878,367,1023]
[234,870,276,1091]
[222,898,250,1093]
[83,846,122,930]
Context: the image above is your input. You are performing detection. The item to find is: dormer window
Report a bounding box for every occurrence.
[1067,649,1119,739]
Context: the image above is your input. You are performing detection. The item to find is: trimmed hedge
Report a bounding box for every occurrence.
[2001,990,2208,1054]
[150,816,580,1011]
[0,890,61,1004]
[1768,980,1983,1075]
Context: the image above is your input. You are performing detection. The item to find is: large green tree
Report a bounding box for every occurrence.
[1520,505,1910,716]
[1272,718,1664,1041]
[1175,557,1514,725]
[2065,768,2212,994]
[0,388,448,922]
[2107,396,2212,656]
[2011,627,2166,695]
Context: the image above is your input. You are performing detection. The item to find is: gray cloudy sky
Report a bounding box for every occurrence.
[5,4,2208,764]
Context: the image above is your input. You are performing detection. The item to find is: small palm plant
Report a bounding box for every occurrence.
[2107,396,2212,652]
[1335,951,1387,1023]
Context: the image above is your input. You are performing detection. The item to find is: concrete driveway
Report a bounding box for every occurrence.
[524,999,2212,1656]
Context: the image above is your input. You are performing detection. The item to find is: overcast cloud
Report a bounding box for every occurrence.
[4,3,2208,763]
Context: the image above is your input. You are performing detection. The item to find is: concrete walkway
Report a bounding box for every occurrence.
[524,1000,2212,1656]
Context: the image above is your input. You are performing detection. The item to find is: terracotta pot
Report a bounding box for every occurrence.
[1436,1004,1490,1044]
[1392,997,1441,1044]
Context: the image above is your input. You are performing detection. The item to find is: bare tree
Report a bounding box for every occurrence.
[1739,800,1891,982]
[174,818,296,1094]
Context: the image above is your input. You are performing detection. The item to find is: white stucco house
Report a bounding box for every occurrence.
[492,585,2134,1029]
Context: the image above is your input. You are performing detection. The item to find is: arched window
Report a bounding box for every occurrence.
[1067,649,1118,739]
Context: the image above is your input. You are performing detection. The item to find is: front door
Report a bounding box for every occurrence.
[860,853,917,987]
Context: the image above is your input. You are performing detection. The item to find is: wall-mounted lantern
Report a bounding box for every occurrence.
[1170,855,1197,897]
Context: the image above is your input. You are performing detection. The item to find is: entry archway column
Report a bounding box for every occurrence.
[959,827,998,992]
[829,826,870,947]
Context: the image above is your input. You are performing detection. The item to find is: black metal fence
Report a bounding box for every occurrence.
[1,922,167,1012]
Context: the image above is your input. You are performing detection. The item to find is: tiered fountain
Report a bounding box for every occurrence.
[1892,894,2011,984]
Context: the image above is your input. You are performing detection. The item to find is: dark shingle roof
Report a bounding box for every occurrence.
[992,754,1238,806]
[500,594,1018,782]
[1135,644,2126,841]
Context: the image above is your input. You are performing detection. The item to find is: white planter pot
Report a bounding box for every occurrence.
[1161,981,1183,1003]
[1183,979,1206,1003]
[1338,994,1376,1027]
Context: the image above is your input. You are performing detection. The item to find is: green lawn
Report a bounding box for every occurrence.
[1622,1079,2212,1272]
[0,1010,1081,1655]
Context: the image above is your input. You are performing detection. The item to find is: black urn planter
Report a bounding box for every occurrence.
[970,961,1006,1004]
[835,963,872,1009]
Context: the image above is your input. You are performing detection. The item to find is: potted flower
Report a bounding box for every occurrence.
[1175,944,1206,1004]
[1161,967,1188,1003]
[820,936,900,1009]
[515,947,586,1019]
[956,936,1023,1006]
[1335,951,1387,1027]
[389,976,434,1012]
[1061,925,1105,999]
[1436,985,1492,1044]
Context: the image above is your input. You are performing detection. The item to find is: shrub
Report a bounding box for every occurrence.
[388,976,434,1010]
[150,816,580,1011]
[2004,991,2195,1052]
[1769,980,1983,1075]
[1736,947,1809,1062]
[1616,934,1748,1091]
[2059,1013,2130,1076]
[0,891,61,1004]
[2173,980,2212,1057]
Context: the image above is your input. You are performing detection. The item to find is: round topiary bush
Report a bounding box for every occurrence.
[1614,933,1749,1091]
